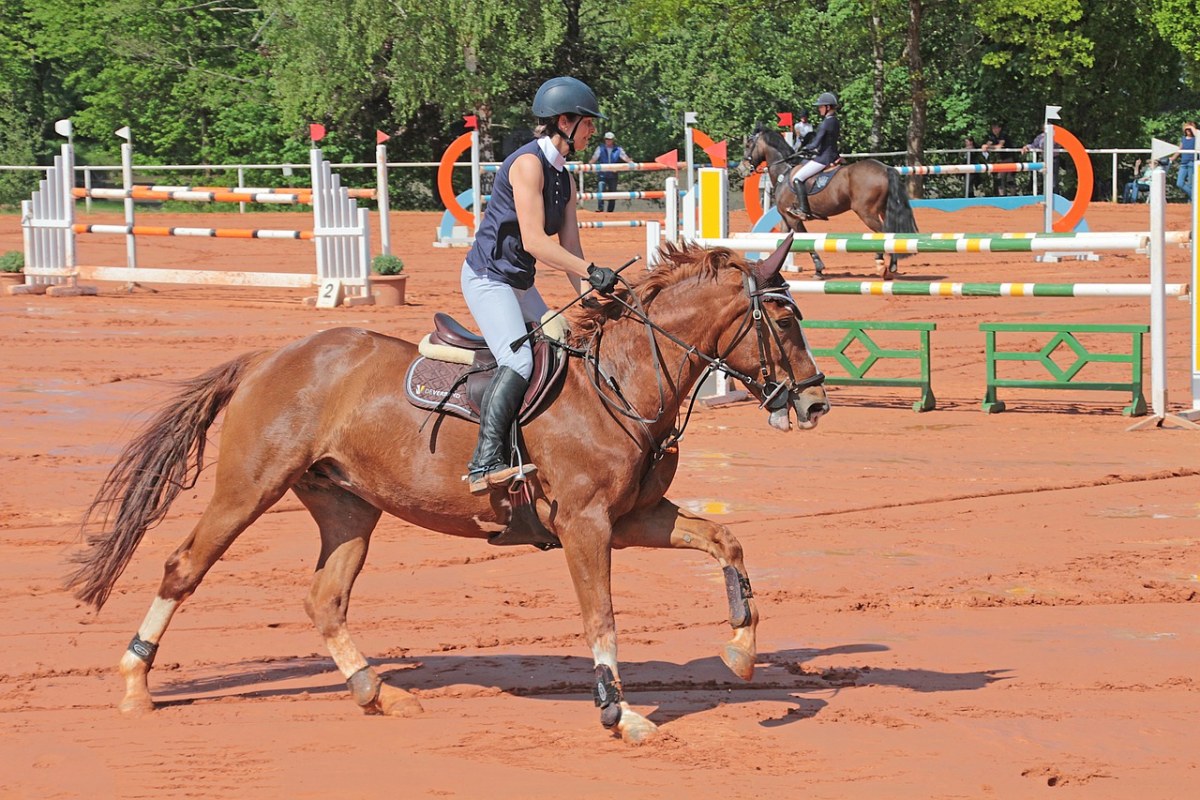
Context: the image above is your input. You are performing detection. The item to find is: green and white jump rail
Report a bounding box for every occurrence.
[786,281,1190,298]
[699,230,1190,255]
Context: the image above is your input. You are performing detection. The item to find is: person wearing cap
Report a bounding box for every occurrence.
[790,91,841,219]
[588,131,635,212]
[793,111,814,147]
[459,76,619,494]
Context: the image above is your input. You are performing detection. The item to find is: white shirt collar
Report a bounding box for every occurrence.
[537,136,566,171]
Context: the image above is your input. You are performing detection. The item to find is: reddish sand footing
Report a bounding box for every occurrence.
[1,204,1197,798]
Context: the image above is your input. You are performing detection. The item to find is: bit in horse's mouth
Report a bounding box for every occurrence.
[767,394,824,431]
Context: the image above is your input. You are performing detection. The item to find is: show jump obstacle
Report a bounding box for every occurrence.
[693,150,1199,427]
[16,123,373,306]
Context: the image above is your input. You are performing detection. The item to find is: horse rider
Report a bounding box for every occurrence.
[791,91,841,219]
[460,76,619,494]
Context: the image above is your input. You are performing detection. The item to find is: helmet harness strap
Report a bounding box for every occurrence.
[551,115,584,157]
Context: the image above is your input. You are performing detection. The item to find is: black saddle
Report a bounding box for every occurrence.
[404,312,568,424]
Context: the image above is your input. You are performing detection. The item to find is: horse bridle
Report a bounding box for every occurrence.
[741,131,804,175]
[564,268,826,451]
[734,271,827,411]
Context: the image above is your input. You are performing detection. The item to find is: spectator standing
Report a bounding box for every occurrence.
[793,112,814,147]
[981,122,1014,196]
[963,135,979,197]
[1171,122,1196,200]
[1021,129,1063,193]
[588,131,635,212]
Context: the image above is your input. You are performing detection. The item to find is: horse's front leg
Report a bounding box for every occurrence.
[782,208,824,278]
[560,516,659,743]
[613,499,759,681]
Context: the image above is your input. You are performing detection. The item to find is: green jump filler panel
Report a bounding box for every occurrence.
[802,320,937,412]
[980,322,1149,416]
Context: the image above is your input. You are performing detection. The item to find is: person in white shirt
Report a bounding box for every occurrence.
[793,112,814,148]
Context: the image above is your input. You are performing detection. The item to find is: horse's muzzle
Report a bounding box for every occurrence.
[734,159,754,179]
[767,385,829,431]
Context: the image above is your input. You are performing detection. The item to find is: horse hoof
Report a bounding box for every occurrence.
[118,694,156,716]
[377,685,424,717]
[721,643,756,680]
[618,708,658,744]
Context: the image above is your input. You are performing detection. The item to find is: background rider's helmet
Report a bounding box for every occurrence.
[815,91,839,108]
[532,77,607,120]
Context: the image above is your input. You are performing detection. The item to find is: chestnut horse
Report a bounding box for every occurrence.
[66,238,828,743]
[737,124,918,278]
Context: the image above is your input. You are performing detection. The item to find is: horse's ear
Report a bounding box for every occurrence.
[753,232,794,284]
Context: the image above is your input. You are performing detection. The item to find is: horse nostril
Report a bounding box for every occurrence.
[804,400,830,419]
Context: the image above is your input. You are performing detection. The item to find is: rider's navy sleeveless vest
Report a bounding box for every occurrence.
[466,139,571,291]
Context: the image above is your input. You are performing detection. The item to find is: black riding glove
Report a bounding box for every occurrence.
[586,264,618,295]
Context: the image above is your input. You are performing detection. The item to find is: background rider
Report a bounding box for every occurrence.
[791,91,841,219]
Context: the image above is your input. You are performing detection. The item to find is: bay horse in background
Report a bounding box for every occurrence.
[66,237,828,744]
[737,124,919,278]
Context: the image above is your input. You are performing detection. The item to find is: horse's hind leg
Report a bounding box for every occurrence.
[851,200,895,277]
[613,499,760,681]
[118,476,294,715]
[292,478,422,718]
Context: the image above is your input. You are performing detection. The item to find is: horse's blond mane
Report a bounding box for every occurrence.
[567,242,749,346]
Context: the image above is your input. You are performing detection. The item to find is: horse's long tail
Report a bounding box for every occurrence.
[66,351,265,610]
[884,168,919,235]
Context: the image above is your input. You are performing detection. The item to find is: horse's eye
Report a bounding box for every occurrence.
[775,315,793,330]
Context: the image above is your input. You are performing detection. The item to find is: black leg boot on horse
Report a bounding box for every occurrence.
[466,366,537,494]
[790,176,813,220]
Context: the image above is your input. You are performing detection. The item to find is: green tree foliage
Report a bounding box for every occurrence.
[1150,0,1200,69]
[1,0,1198,209]
[0,2,38,205]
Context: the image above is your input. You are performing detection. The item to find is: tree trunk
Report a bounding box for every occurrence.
[903,0,927,199]
[869,2,885,150]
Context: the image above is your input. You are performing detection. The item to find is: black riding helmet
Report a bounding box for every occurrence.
[532,77,605,156]
[532,77,606,119]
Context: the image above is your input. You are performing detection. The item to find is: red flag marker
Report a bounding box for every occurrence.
[777,112,793,128]
[376,130,390,144]
[463,115,478,129]
[654,149,680,169]
[309,123,326,142]
[703,140,728,164]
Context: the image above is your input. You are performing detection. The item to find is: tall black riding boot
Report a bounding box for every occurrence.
[466,366,537,494]
[790,177,812,219]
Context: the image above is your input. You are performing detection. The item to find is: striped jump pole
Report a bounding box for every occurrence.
[73,224,313,240]
[74,187,313,204]
[699,233,1170,254]
[576,190,669,201]
[893,162,1045,176]
[76,184,375,199]
[785,280,1189,298]
[577,220,649,229]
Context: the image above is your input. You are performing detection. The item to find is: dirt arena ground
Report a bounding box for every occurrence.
[1,200,1197,798]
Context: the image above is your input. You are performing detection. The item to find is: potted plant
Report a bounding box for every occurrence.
[370,253,407,306]
[0,251,25,290]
